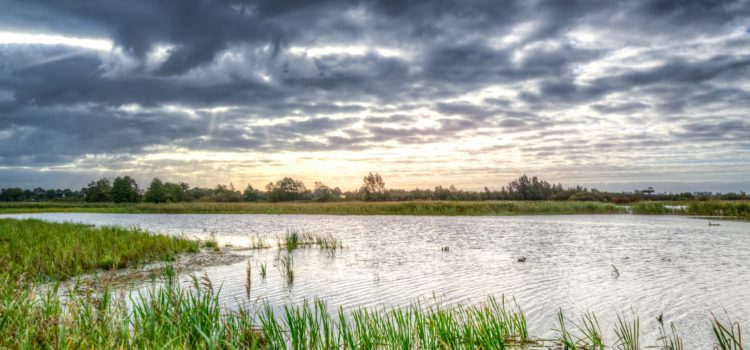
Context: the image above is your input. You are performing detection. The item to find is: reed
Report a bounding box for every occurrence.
[202,232,220,251]
[1,217,748,349]
[245,261,252,297]
[280,255,294,283]
[713,313,744,350]
[0,268,747,349]
[250,234,271,249]
[556,310,606,349]
[280,230,342,251]
[0,200,628,216]
[614,314,640,350]
[687,201,750,219]
[0,218,199,281]
[656,322,684,350]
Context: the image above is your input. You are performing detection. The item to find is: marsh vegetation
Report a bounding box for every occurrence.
[1,215,748,349]
[2,200,748,221]
[0,218,198,280]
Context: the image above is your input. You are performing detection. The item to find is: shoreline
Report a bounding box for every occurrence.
[0,200,747,219]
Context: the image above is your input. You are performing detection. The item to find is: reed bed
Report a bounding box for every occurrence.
[2,269,746,349]
[1,218,748,349]
[250,234,273,249]
[279,230,343,251]
[0,218,199,281]
[630,200,750,219]
[0,200,627,216]
[686,201,750,219]
[3,200,749,220]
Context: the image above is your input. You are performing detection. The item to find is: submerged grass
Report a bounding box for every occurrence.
[250,234,272,249]
[280,255,294,283]
[0,218,199,281]
[557,310,605,349]
[3,269,747,349]
[280,230,342,251]
[1,217,748,348]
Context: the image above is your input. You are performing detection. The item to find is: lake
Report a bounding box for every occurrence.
[3,212,748,348]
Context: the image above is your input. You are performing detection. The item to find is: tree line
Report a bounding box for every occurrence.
[0,174,747,203]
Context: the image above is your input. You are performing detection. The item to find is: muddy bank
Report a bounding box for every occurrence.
[60,248,248,292]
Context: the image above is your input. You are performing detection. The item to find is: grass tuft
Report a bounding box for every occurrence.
[0,218,198,281]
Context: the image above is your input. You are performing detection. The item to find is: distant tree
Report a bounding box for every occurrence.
[361,172,386,201]
[186,186,213,201]
[83,178,112,202]
[143,178,168,203]
[163,182,189,202]
[242,184,263,201]
[502,174,562,200]
[266,177,307,202]
[111,176,140,203]
[213,183,242,202]
[312,181,342,202]
[0,188,25,201]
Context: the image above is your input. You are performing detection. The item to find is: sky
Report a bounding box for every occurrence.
[1,0,749,193]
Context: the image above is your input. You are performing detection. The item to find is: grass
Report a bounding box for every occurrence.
[3,269,746,349]
[630,200,750,219]
[202,232,221,251]
[1,216,748,348]
[656,322,684,350]
[0,200,627,216]
[0,218,199,281]
[280,230,342,251]
[613,314,640,350]
[280,254,294,283]
[2,200,749,219]
[250,234,272,249]
[557,310,605,349]
[686,201,750,219]
[713,313,745,350]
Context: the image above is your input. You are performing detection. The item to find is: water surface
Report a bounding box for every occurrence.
[3,212,748,348]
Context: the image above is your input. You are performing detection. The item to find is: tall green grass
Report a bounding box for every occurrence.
[279,230,342,251]
[3,271,747,349]
[3,200,749,219]
[630,200,750,219]
[0,200,627,216]
[686,201,750,219]
[0,218,199,281]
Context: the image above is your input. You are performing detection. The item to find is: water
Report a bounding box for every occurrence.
[3,212,749,348]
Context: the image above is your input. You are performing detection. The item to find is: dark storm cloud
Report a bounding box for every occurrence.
[1,0,750,189]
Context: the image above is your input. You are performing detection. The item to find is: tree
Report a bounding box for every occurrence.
[266,177,307,202]
[163,182,189,202]
[361,172,386,201]
[0,188,25,201]
[213,183,242,202]
[83,178,112,202]
[243,184,263,201]
[111,176,140,203]
[312,181,341,202]
[143,178,168,203]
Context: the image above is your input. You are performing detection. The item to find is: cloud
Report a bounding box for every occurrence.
[1,0,749,190]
